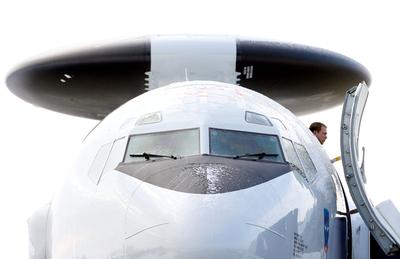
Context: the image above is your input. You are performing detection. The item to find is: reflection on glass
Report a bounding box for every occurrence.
[281,138,303,171]
[245,111,272,126]
[209,128,285,163]
[124,128,200,162]
[294,143,317,181]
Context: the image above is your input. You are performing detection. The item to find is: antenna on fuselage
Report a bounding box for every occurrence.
[185,68,189,81]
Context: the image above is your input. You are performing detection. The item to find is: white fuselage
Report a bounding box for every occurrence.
[48,81,340,259]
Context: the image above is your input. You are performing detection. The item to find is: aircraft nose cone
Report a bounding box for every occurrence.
[124,181,299,259]
[122,158,312,258]
[124,218,295,259]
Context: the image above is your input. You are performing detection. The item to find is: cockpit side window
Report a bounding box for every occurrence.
[103,137,127,173]
[294,143,317,181]
[88,142,112,184]
[281,138,303,171]
[281,137,318,182]
[124,128,200,163]
[209,128,285,163]
[88,137,128,185]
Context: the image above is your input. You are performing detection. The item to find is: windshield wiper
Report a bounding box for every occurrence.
[233,152,279,160]
[130,152,177,161]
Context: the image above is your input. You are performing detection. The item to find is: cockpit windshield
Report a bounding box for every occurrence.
[124,128,200,162]
[209,128,285,163]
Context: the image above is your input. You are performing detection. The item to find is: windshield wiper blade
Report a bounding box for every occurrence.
[130,152,177,161]
[233,152,279,160]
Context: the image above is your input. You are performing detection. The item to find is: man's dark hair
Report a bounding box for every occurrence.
[309,122,326,133]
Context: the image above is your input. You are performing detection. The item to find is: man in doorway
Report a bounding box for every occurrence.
[309,122,327,145]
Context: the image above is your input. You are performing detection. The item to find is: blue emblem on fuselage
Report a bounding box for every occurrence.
[324,208,330,253]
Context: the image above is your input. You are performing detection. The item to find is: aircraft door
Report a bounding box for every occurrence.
[340,82,400,255]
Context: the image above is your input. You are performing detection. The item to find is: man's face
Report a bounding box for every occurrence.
[314,126,327,145]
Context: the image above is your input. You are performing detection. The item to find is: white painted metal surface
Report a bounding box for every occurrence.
[340,82,400,255]
[30,81,342,259]
[148,36,238,90]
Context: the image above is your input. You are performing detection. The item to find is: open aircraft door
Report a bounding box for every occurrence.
[341,83,400,256]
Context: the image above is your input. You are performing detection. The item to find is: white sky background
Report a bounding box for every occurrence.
[1,1,400,258]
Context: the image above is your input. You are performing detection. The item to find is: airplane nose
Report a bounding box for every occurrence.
[124,216,295,259]
[120,156,310,258]
[124,179,301,259]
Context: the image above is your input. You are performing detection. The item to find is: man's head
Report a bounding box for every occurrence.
[309,122,327,145]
